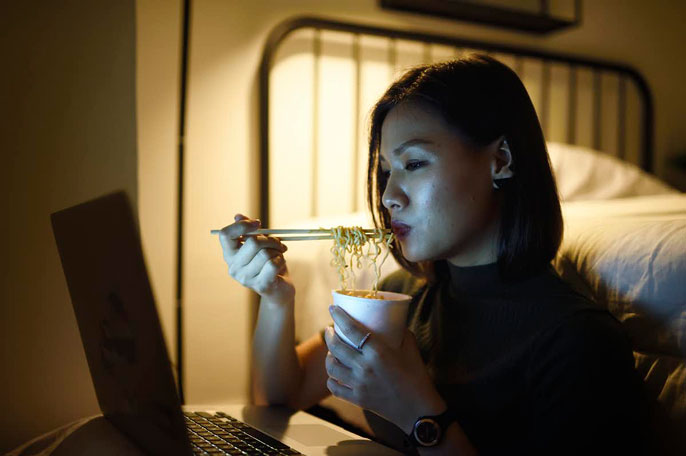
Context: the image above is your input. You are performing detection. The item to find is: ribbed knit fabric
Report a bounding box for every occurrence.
[365,261,657,455]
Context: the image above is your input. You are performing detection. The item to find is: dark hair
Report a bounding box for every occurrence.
[366,54,562,281]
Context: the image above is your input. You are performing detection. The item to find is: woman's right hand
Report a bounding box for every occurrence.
[217,214,294,304]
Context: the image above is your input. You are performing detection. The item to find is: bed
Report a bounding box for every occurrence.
[257,16,685,448]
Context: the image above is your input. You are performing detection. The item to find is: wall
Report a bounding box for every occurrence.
[136,0,182,377]
[169,0,686,407]
[0,0,137,451]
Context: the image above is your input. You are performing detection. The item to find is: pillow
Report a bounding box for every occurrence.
[554,193,686,432]
[555,194,686,357]
[546,142,678,201]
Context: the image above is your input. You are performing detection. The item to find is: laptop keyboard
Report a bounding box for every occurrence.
[185,411,302,455]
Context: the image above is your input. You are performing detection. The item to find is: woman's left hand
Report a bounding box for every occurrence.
[324,305,447,434]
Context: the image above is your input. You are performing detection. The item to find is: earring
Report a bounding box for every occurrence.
[493,177,510,190]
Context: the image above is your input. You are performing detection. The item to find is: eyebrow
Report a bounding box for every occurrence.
[379,139,434,162]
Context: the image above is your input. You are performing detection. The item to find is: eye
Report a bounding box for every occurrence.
[405,160,427,171]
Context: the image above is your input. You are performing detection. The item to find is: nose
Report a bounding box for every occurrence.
[381,173,407,211]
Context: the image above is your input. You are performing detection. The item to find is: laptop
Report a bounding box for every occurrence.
[50,191,400,456]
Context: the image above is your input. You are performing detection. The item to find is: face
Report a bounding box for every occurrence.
[379,101,501,266]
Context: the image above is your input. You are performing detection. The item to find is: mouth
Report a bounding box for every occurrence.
[391,221,411,239]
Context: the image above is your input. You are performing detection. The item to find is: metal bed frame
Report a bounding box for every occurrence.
[257,16,654,227]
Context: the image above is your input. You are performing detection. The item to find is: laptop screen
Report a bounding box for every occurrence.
[51,191,192,455]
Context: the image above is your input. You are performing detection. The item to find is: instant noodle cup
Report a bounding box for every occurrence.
[331,290,412,349]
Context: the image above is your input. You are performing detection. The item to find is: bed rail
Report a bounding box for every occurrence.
[259,16,654,226]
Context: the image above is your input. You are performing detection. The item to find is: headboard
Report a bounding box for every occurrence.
[259,16,654,227]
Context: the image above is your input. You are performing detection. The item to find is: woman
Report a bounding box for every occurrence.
[218,55,655,455]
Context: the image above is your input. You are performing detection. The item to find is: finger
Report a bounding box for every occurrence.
[323,326,363,370]
[238,246,283,282]
[231,234,287,270]
[325,352,354,388]
[218,217,261,255]
[227,214,260,236]
[248,253,287,294]
[329,306,373,351]
[326,377,356,404]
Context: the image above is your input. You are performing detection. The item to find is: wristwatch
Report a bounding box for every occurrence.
[407,408,456,447]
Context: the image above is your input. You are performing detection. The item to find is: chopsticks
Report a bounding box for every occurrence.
[209,228,390,241]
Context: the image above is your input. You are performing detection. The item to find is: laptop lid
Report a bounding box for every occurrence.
[51,191,192,455]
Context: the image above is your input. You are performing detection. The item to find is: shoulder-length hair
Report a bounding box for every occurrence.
[367,54,563,281]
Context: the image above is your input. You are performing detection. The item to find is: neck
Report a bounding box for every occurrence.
[447,216,500,267]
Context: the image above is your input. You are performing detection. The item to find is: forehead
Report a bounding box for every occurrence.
[379,102,455,154]
[379,101,462,161]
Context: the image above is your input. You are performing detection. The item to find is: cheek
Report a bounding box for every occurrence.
[423,174,494,236]
[428,176,477,220]
[400,167,495,260]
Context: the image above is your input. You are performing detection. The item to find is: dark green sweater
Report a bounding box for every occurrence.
[365,261,655,455]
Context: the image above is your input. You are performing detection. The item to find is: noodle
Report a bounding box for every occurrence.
[329,226,394,297]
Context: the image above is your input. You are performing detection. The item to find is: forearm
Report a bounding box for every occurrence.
[250,296,302,406]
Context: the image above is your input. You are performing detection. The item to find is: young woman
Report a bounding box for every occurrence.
[217,55,655,455]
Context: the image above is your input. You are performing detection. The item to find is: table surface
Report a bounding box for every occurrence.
[7,403,402,456]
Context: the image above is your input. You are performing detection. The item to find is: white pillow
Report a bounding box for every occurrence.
[555,194,686,357]
[546,142,678,201]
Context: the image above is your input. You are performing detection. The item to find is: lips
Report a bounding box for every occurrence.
[391,221,411,239]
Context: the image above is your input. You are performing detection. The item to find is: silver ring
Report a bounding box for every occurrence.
[356,332,371,350]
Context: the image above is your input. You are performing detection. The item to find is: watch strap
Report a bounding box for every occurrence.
[407,408,456,447]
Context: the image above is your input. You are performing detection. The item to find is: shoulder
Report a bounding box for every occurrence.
[510,265,593,303]
[527,310,654,454]
[378,268,427,298]
[528,308,636,382]
[507,266,602,327]
[534,308,632,357]
[525,310,653,452]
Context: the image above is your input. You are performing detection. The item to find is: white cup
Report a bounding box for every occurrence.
[331,290,412,349]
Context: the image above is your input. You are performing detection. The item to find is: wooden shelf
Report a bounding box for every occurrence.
[380,0,580,35]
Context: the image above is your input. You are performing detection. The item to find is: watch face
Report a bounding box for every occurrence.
[414,418,441,446]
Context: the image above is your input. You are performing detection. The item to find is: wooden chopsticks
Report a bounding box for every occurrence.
[209,228,390,241]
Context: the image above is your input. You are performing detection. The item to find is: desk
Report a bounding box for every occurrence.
[7,404,402,456]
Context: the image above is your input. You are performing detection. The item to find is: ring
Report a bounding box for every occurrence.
[356,332,371,350]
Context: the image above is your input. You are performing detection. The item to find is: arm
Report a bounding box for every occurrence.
[217,214,330,410]
[252,304,330,409]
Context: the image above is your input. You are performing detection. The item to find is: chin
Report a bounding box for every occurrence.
[399,244,436,263]
[402,241,462,264]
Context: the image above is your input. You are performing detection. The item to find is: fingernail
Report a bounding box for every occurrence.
[234,214,242,222]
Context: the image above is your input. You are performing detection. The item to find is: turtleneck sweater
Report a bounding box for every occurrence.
[364,261,656,455]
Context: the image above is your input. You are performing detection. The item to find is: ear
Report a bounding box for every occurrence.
[491,138,514,180]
